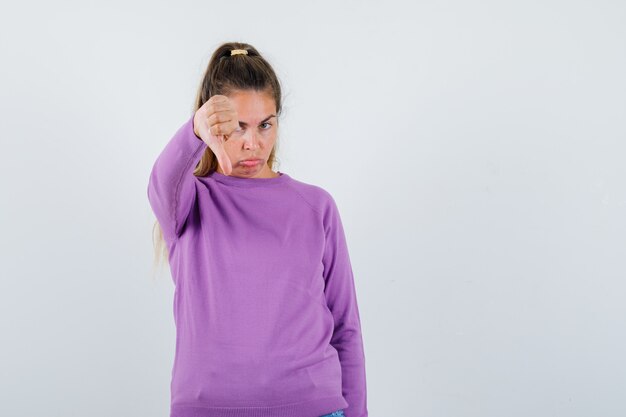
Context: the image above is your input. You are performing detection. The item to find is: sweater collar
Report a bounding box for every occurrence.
[208,170,290,188]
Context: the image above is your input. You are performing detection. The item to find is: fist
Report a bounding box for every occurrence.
[193,95,240,175]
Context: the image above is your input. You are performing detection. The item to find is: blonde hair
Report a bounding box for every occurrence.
[151,41,284,273]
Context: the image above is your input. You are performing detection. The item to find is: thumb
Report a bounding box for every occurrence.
[213,136,233,175]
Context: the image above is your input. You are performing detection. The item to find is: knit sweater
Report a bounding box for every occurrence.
[147,114,368,417]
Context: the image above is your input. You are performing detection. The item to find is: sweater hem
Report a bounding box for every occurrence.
[170,395,348,417]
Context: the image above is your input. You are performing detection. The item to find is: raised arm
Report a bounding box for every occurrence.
[147,115,207,241]
[322,194,368,417]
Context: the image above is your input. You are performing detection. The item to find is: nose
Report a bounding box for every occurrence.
[242,130,260,150]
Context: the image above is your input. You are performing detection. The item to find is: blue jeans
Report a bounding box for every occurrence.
[319,410,344,417]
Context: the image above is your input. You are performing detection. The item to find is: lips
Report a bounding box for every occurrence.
[239,158,263,167]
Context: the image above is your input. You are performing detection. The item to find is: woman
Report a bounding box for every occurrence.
[147,41,368,417]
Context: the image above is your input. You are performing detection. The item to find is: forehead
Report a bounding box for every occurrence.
[228,90,276,121]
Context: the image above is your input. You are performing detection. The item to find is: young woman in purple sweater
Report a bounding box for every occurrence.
[148,42,368,417]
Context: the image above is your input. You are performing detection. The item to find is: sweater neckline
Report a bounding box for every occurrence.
[208,170,290,188]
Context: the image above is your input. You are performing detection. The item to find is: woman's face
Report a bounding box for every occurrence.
[217,89,278,178]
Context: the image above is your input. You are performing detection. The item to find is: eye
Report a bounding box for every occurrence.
[261,122,273,129]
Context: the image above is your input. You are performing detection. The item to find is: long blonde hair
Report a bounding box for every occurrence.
[151,41,284,273]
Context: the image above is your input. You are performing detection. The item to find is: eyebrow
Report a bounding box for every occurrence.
[238,114,276,127]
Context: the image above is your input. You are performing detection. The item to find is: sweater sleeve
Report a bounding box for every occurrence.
[321,194,368,417]
[147,115,207,241]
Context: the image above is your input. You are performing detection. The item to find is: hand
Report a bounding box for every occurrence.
[193,95,239,176]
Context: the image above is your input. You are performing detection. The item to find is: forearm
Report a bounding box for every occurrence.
[147,114,207,239]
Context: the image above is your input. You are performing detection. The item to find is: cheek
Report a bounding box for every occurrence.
[262,132,277,146]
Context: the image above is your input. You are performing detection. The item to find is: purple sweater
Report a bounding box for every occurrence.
[147,115,368,417]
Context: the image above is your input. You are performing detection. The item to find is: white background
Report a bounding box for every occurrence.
[1,1,625,416]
